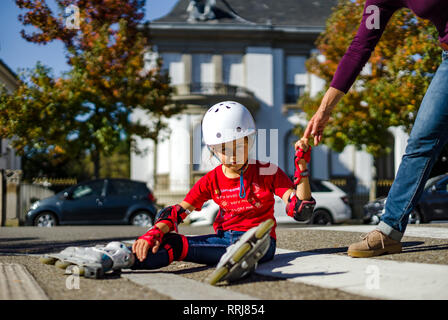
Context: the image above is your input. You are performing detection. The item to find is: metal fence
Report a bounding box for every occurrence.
[19,183,55,223]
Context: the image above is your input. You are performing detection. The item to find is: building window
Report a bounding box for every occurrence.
[285,55,307,104]
[223,54,244,87]
[285,84,305,104]
[161,53,184,85]
[192,54,214,83]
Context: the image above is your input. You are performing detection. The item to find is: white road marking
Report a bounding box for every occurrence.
[298,225,448,239]
[122,271,258,300]
[0,263,49,300]
[255,248,448,300]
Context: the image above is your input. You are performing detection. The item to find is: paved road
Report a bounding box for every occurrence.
[1,223,447,300]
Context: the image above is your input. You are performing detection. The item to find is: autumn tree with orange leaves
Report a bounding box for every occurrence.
[295,0,443,158]
[0,0,180,178]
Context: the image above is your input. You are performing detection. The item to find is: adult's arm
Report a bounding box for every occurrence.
[305,0,402,145]
[330,0,401,94]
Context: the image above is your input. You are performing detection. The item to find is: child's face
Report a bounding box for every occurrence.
[213,137,249,171]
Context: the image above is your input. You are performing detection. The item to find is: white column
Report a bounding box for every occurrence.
[390,126,409,176]
[169,115,191,192]
[245,47,273,106]
[355,149,373,193]
[130,108,155,188]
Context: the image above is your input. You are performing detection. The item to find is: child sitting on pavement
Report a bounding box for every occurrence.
[130,101,316,281]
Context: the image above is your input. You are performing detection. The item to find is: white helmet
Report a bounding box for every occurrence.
[202,101,256,146]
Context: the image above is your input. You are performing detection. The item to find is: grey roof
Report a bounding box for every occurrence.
[0,59,17,79]
[153,0,339,28]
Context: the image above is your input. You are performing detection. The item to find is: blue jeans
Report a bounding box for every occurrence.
[131,229,276,270]
[377,50,448,241]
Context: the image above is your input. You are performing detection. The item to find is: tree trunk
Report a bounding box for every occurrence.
[153,139,158,190]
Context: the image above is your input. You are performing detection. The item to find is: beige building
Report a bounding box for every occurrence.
[0,59,21,170]
[0,59,21,226]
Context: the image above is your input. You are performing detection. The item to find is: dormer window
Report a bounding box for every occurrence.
[187,0,217,22]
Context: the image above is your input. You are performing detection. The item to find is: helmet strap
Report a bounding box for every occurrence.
[238,159,249,199]
[208,144,248,199]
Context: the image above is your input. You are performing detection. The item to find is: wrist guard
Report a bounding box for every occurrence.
[155,204,190,233]
[138,225,164,247]
[286,192,316,223]
[293,146,311,187]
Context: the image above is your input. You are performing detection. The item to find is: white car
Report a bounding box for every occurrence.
[274,180,352,225]
[185,200,220,226]
[186,180,351,226]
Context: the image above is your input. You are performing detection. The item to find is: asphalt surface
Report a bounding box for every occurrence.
[1,223,447,300]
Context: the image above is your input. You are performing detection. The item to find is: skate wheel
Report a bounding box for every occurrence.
[208,267,229,286]
[39,256,57,265]
[255,219,274,239]
[55,260,71,269]
[231,243,251,263]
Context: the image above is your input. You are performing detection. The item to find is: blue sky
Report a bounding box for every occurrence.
[0,0,178,76]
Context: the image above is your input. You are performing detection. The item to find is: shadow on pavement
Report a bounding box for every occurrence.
[0,237,138,255]
[299,241,448,256]
[297,241,428,256]
[402,242,448,254]
[171,265,210,275]
[0,237,40,242]
[122,265,211,276]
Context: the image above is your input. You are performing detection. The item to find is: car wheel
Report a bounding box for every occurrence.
[34,212,57,227]
[312,209,333,225]
[370,215,380,225]
[409,209,424,224]
[131,211,153,227]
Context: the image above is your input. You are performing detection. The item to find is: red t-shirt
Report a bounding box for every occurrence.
[183,160,294,239]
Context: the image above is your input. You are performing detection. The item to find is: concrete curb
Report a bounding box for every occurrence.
[256,248,448,300]
[122,271,258,300]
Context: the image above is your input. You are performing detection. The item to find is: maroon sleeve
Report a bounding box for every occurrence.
[183,174,212,211]
[330,0,401,93]
[271,165,294,199]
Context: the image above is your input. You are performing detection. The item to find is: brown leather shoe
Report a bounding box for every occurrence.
[347,229,402,258]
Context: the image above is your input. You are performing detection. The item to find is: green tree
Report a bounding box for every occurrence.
[0,0,182,179]
[296,0,442,158]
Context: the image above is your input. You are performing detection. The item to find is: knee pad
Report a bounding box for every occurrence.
[161,233,189,263]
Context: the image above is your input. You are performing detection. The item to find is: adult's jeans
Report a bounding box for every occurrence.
[377,50,448,241]
[131,229,276,270]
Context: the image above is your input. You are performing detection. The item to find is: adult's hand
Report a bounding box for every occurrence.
[303,87,345,146]
[303,110,331,146]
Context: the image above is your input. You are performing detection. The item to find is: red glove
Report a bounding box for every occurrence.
[293,146,311,187]
[138,225,164,247]
[295,146,311,163]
